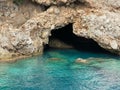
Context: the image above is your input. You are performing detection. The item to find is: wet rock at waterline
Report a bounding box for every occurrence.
[0,0,120,61]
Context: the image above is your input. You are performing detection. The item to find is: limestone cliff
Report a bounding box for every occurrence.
[0,0,120,62]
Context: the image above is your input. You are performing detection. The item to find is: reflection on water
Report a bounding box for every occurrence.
[0,49,120,90]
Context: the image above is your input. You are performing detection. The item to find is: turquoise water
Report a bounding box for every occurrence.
[0,49,120,90]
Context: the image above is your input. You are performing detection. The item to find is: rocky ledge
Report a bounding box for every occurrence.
[0,0,120,62]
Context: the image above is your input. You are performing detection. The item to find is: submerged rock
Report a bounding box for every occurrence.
[48,58,61,61]
[0,0,120,61]
[75,58,88,64]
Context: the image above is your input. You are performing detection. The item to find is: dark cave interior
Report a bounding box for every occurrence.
[46,24,111,53]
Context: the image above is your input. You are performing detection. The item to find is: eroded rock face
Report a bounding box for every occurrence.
[0,0,120,61]
[0,3,76,61]
[73,9,120,54]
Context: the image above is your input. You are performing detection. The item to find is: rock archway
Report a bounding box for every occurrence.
[47,24,109,53]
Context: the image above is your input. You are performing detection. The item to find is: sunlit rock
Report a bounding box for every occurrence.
[0,0,120,61]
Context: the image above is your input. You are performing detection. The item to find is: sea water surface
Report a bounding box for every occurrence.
[0,49,120,90]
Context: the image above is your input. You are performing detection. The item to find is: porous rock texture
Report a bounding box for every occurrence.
[0,0,120,62]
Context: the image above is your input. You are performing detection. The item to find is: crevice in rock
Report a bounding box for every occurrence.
[46,24,111,54]
[75,0,92,8]
[31,1,49,11]
[17,0,49,12]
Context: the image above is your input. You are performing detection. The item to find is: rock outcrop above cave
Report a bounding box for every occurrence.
[73,9,120,54]
[0,0,120,62]
[32,0,76,5]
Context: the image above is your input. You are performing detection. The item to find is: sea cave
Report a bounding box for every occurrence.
[0,0,120,90]
[46,24,110,54]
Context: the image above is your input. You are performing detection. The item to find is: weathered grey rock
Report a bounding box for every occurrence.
[73,9,120,54]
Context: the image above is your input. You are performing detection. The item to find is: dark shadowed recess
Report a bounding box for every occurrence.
[13,0,48,11]
[45,24,115,55]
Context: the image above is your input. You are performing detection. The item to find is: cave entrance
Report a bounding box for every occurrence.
[47,24,108,53]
